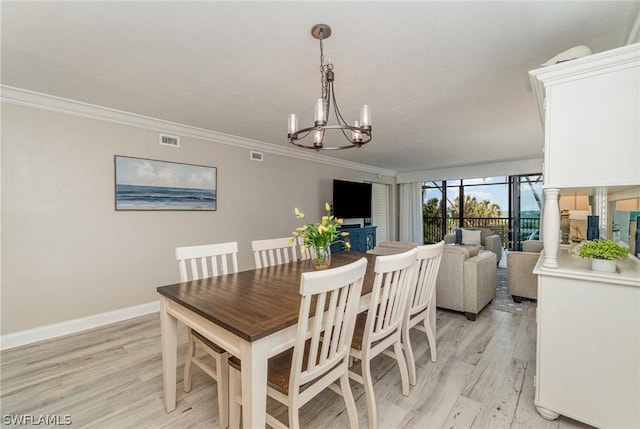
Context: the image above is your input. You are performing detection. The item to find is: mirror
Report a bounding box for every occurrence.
[612,198,640,257]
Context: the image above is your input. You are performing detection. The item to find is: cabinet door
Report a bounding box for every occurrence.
[545,66,639,187]
[350,229,366,253]
[365,228,376,250]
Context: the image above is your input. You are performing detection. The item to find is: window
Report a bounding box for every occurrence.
[422,175,541,249]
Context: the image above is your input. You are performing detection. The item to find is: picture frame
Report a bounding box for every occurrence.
[115,156,217,211]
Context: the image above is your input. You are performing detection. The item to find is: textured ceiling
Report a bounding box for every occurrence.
[2,1,638,173]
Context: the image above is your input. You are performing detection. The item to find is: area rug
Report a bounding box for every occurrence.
[487,267,537,314]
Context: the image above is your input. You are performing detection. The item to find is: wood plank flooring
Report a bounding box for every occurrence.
[1,305,593,428]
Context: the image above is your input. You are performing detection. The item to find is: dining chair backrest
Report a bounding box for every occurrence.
[175,241,239,429]
[364,248,418,352]
[407,241,445,319]
[291,257,368,400]
[252,237,299,269]
[176,241,239,282]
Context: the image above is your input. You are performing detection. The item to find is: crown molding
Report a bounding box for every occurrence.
[1,85,397,177]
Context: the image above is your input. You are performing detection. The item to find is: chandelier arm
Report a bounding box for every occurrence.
[329,81,349,127]
[290,125,372,149]
[289,126,322,141]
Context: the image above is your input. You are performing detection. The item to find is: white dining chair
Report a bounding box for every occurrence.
[175,241,239,429]
[228,257,368,429]
[251,236,301,268]
[348,248,418,429]
[402,241,444,386]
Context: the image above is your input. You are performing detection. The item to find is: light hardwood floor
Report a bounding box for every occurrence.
[1,305,592,428]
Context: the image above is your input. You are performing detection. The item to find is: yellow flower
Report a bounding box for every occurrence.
[345,241,352,249]
[291,204,350,253]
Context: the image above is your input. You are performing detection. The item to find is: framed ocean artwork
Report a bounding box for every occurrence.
[115,156,217,211]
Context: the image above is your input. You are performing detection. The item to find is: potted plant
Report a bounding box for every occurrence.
[577,239,628,273]
[291,203,351,270]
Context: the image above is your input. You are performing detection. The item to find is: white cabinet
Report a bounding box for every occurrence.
[533,252,640,428]
[530,43,640,189]
[530,43,640,427]
[530,43,640,268]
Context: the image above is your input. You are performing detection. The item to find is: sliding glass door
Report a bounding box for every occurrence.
[510,174,543,250]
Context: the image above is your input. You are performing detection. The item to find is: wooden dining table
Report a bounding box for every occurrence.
[157,251,380,428]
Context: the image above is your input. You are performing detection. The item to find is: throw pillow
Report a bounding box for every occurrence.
[461,228,482,245]
[455,229,462,245]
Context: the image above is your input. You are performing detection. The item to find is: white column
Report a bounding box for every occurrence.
[542,188,560,268]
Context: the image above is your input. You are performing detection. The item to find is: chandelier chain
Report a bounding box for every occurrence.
[319,31,328,103]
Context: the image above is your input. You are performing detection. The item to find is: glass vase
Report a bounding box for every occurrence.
[312,245,331,270]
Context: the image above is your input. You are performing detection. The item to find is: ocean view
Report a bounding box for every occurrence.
[116,184,216,210]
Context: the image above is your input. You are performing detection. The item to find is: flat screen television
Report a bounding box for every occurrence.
[332,179,372,219]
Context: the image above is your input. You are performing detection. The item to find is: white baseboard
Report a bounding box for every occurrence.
[0,301,160,351]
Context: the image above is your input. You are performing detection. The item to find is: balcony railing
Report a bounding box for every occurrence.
[423,217,540,250]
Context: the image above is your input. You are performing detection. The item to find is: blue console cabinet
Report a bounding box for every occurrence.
[332,226,376,254]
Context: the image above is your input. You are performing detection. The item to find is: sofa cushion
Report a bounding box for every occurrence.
[461,228,482,245]
[443,244,481,258]
[376,241,418,249]
[523,240,544,253]
[455,229,463,245]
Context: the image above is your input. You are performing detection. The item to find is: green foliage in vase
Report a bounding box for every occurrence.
[291,203,350,253]
[578,239,628,261]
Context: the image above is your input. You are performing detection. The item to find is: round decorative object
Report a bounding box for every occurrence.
[312,245,331,270]
[591,258,616,273]
[311,24,331,40]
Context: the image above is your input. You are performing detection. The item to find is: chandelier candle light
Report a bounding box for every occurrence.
[288,24,372,150]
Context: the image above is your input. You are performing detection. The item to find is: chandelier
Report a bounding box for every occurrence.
[288,24,372,151]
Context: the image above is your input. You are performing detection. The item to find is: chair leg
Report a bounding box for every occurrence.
[184,328,195,392]
[361,357,378,429]
[464,312,477,321]
[228,365,241,429]
[339,371,359,429]
[394,341,410,397]
[216,353,230,429]
[402,323,417,387]
[423,317,437,363]
[288,405,301,429]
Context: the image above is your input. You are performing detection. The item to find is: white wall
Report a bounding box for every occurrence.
[1,101,395,336]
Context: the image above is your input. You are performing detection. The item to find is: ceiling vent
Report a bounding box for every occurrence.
[250,151,263,161]
[159,134,180,147]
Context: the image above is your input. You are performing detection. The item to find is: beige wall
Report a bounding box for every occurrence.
[1,103,394,335]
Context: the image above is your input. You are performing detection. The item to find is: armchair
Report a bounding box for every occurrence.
[435,245,497,321]
[444,227,503,264]
[507,240,543,302]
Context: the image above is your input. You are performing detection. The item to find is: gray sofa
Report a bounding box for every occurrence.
[368,241,497,321]
[435,245,497,321]
[443,227,503,264]
[507,240,543,302]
